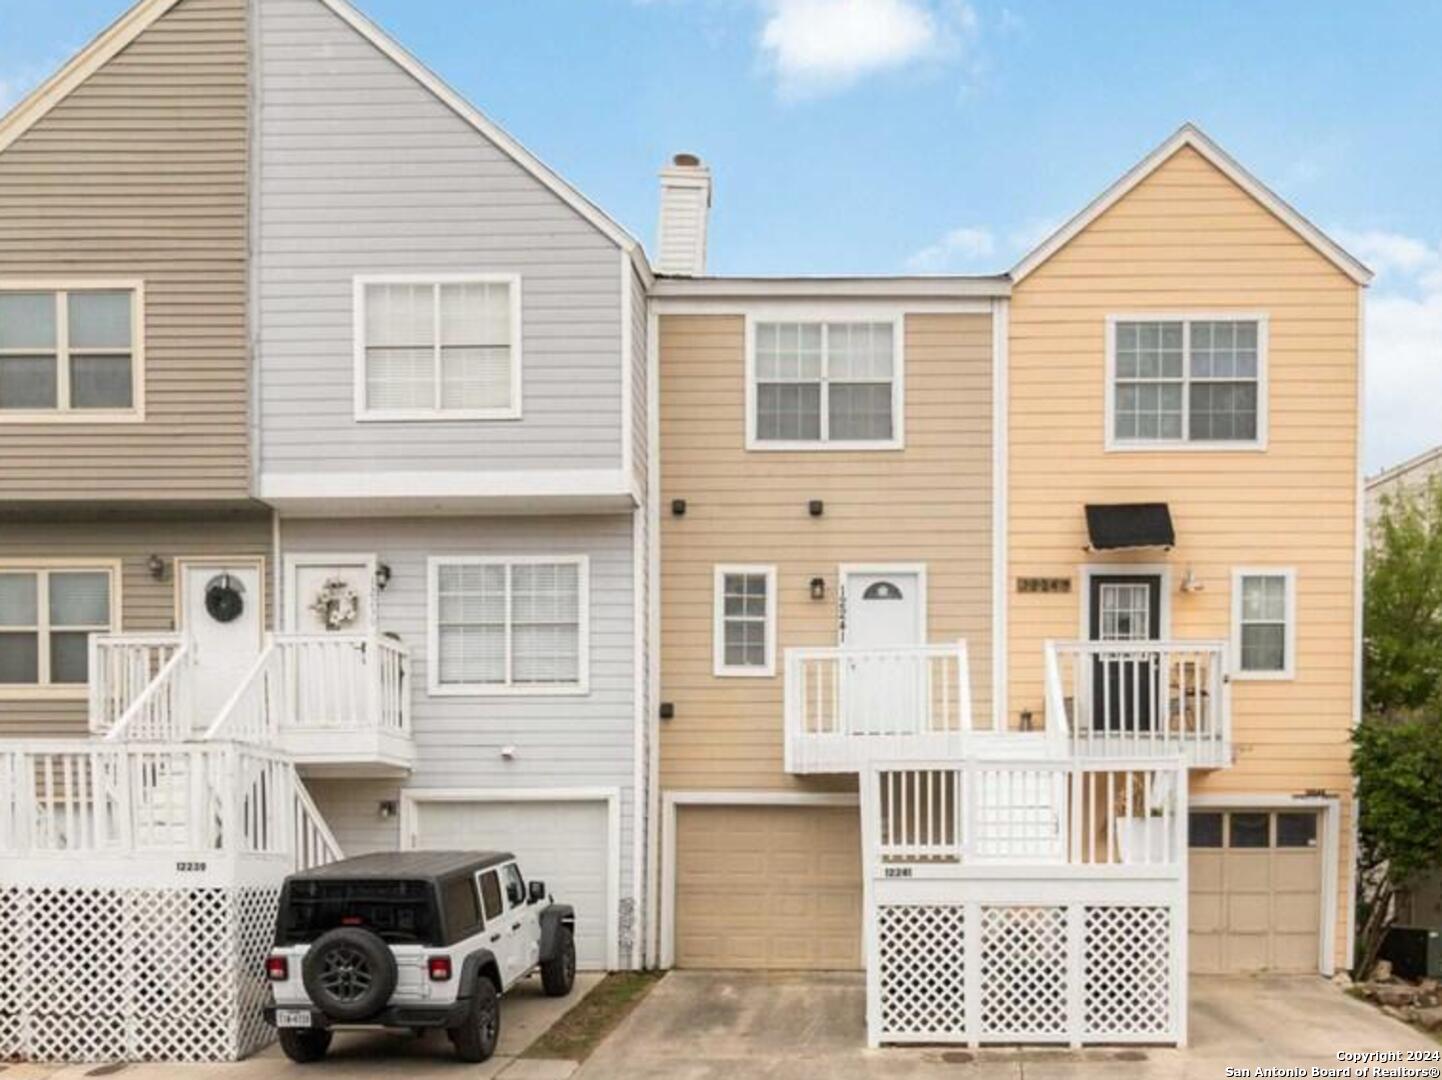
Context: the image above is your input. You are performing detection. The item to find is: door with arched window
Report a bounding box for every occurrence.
[840,567,925,735]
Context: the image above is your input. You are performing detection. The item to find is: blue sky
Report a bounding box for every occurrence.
[2,0,1440,472]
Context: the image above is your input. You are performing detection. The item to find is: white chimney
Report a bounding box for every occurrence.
[655,153,712,277]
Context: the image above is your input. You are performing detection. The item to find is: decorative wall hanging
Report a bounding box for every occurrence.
[309,576,361,631]
[205,573,246,623]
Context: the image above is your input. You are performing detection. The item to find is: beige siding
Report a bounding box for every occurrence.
[0,510,272,735]
[1007,145,1360,969]
[659,311,994,791]
[0,0,250,499]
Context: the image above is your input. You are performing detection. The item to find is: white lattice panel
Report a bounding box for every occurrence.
[979,906,1068,1039]
[1083,906,1172,1039]
[877,905,966,1038]
[0,884,282,1063]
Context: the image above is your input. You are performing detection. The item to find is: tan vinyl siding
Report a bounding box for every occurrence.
[0,0,250,500]
[0,510,272,735]
[1007,145,1361,969]
[660,311,994,791]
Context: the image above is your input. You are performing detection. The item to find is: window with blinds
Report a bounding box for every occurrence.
[428,556,588,694]
[357,276,520,420]
[0,566,115,689]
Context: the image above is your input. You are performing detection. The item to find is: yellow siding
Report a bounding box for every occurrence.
[0,510,272,736]
[0,0,250,500]
[1007,145,1361,968]
[660,311,994,791]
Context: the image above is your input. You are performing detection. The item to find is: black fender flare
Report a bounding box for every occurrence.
[458,949,502,998]
[539,904,576,963]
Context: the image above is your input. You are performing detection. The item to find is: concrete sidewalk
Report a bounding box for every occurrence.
[13,973,600,1080]
[571,971,1440,1079]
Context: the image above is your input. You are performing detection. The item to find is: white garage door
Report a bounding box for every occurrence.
[412,799,612,970]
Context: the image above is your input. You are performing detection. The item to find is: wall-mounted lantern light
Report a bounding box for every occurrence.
[659,702,675,720]
[808,500,824,517]
[809,577,826,601]
[146,554,167,581]
[671,499,687,517]
[378,800,398,820]
[375,563,393,591]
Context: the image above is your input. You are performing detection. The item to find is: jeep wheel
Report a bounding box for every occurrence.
[450,979,501,1063]
[278,1028,332,1064]
[301,927,398,1022]
[540,927,577,997]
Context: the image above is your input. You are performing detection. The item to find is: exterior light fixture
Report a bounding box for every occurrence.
[808,500,824,517]
[377,800,397,820]
[146,554,167,581]
[809,577,826,601]
[375,563,393,590]
[672,499,687,517]
[659,702,675,720]
[1180,566,1204,593]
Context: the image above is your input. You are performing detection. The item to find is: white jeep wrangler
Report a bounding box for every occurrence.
[263,850,577,1063]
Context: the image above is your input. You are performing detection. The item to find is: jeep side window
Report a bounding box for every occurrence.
[442,874,483,940]
[479,869,503,923]
[502,863,526,908]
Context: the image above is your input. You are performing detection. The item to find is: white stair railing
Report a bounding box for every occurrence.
[0,740,342,869]
[101,643,194,743]
[89,634,186,737]
[205,643,284,746]
[1044,639,1229,766]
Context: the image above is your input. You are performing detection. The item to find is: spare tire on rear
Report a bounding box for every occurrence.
[302,927,397,1022]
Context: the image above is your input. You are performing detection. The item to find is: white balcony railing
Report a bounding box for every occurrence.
[88,634,187,738]
[1044,639,1230,768]
[0,740,342,872]
[866,756,1187,870]
[205,633,414,771]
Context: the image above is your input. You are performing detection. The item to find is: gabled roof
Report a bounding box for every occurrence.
[1010,123,1373,286]
[1366,443,1442,492]
[0,0,184,156]
[0,0,650,279]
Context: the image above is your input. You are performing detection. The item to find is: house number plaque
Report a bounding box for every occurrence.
[1016,577,1071,594]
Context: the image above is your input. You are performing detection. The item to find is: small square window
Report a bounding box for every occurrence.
[1276,812,1318,848]
[1189,812,1223,848]
[1229,812,1269,848]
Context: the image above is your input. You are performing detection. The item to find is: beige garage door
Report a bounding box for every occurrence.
[674,804,862,970]
[1190,809,1322,974]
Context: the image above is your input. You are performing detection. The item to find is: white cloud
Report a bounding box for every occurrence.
[758,0,975,99]
[1331,228,1442,473]
[905,225,994,272]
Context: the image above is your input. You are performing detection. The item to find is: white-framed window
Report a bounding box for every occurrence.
[746,317,903,450]
[427,555,588,696]
[1105,314,1267,450]
[354,274,522,421]
[713,565,777,677]
[0,563,119,695]
[1231,568,1296,680]
[0,283,144,420]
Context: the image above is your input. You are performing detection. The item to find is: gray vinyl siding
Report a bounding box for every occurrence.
[630,263,649,492]
[254,0,626,476]
[0,0,250,500]
[0,509,273,736]
[280,513,637,936]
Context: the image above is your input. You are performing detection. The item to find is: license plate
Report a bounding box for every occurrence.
[276,1009,312,1029]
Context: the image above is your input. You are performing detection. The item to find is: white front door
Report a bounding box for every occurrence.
[285,556,377,634]
[178,560,264,730]
[841,568,924,735]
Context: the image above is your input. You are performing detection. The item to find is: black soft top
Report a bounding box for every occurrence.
[289,850,512,883]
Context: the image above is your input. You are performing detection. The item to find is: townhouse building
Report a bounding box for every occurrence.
[651,126,1367,1045]
[0,0,1369,1063]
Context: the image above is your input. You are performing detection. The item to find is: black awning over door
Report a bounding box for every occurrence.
[1084,503,1175,551]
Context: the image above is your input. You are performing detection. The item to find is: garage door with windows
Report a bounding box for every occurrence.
[411,798,612,970]
[1189,808,1322,974]
[674,804,862,970]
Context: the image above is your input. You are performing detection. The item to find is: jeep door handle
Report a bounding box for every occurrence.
[489,933,500,943]
[511,922,521,931]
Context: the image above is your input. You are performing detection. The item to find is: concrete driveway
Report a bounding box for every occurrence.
[574,971,1441,1079]
[16,974,601,1080]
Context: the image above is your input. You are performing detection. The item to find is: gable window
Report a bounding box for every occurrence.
[1108,315,1266,448]
[749,319,902,449]
[713,565,776,676]
[356,275,521,421]
[1231,569,1295,679]
[428,556,588,695]
[0,286,142,418]
[0,565,117,692]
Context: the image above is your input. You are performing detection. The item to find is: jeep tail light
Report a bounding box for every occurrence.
[265,955,289,981]
[428,956,452,982]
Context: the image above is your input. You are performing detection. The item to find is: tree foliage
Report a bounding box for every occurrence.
[1365,477,1442,715]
